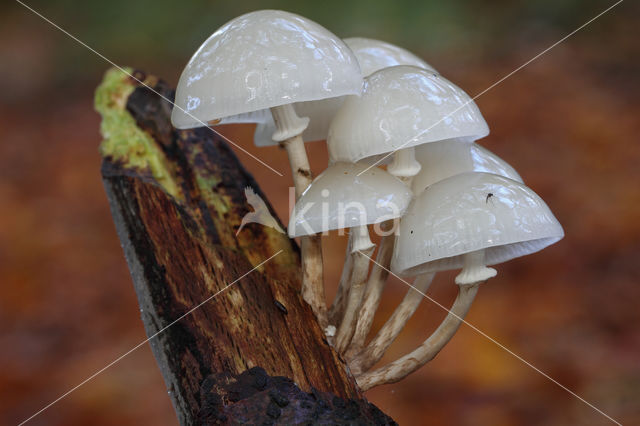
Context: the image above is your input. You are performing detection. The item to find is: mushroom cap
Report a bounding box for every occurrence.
[343,37,436,76]
[288,162,412,237]
[253,37,436,147]
[217,109,272,125]
[392,172,564,276]
[412,139,523,194]
[327,65,489,163]
[171,10,362,129]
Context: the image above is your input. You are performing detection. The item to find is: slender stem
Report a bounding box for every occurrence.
[349,272,435,374]
[334,226,375,353]
[328,231,354,327]
[388,147,421,178]
[298,234,326,325]
[281,135,312,198]
[272,104,327,328]
[356,283,479,391]
[345,221,395,357]
[456,249,496,285]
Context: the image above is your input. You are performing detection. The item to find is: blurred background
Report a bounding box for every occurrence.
[1,0,638,424]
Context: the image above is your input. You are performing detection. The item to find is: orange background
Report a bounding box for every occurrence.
[1,1,638,424]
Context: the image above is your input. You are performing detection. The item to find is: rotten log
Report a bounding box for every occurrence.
[95,68,395,425]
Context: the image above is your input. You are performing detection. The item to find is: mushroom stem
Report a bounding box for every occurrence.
[345,220,395,357]
[328,231,354,327]
[334,225,375,353]
[349,272,435,373]
[271,104,327,327]
[299,235,326,326]
[387,147,422,178]
[356,283,479,391]
[351,224,375,253]
[455,249,496,286]
[271,104,312,196]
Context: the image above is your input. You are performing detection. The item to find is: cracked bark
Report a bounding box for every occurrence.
[97,68,395,425]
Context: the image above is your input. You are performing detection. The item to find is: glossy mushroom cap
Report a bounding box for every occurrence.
[253,37,436,146]
[412,139,523,194]
[343,37,436,76]
[328,65,489,163]
[392,172,564,277]
[171,10,362,129]
[288,162,412,237]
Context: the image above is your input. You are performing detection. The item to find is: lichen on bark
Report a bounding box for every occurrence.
[95,67,181,199]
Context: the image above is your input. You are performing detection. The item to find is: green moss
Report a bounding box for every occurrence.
[95,67,181,199]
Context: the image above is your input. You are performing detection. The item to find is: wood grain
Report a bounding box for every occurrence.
[98,69,394,425]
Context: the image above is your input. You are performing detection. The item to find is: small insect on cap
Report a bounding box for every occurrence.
[171,10,362,131]
[392,172,564,277]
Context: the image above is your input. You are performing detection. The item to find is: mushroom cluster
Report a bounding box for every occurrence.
[172,10,564,392]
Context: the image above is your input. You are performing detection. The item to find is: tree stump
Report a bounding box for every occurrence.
[95,68,395,425]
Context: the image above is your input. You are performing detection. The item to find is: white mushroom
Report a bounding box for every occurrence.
[392,172,564,280]
[171,10,363,326]
[329,63,478,342]
[326,66,490,340]
[289,162,412,352]
[254,37,437,146]
[355,172,563,389]
[171,10,361,135]
[328,65,489,179]
[344,37,436,76]
[347,143,522,362]
[412,139,523,194]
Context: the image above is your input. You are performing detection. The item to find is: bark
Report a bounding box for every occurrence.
[96,68,395,425]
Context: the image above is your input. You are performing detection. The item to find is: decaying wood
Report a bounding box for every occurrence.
[97,68,395,425]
